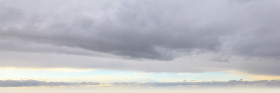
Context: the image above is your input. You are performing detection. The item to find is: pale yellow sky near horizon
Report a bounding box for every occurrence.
[1,87,280,93]
[0,67,279,83]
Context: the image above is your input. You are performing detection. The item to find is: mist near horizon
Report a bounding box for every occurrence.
[1,87,280,93]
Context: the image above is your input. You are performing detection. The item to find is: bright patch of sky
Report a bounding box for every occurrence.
[0,68,249,82]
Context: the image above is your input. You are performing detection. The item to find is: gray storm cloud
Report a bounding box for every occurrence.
[0,0,280,75]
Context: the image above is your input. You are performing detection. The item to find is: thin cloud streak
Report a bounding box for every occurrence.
[0,80,99,87]
[1,80,280,88]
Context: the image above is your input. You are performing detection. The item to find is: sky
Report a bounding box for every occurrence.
[1,0,280,91]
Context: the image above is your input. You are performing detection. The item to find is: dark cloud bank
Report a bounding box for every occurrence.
[1,0,280,75]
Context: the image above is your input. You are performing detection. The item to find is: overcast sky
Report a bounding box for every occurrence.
[1,0,280,77]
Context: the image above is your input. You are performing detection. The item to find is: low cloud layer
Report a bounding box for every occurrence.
[113,80,280,87]
[0,0,280,75]
[2,80,280,88]
[0,80,99,87]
